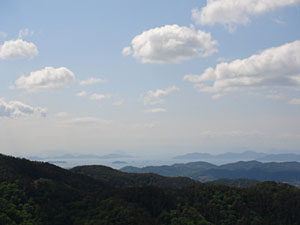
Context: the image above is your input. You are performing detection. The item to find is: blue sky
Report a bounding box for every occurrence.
[1,0,300,157]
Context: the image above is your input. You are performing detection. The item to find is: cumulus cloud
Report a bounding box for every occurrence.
[192,0,300,29]
[79,77,106,86]
[144,108,166,113]
[76,91,87,97]
[184,40,300,96]
[124,24,217,64]
[14,66,75,91]
[90,93,112,101]
[0,99,47,118]
[288,98,300,105]
[142,86,179,105]
[0,39,38,60]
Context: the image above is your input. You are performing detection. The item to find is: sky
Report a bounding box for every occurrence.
[1,0,300,157]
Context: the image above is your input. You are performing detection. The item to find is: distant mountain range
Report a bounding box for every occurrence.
[174,151,300,162]
[121,160,300,186]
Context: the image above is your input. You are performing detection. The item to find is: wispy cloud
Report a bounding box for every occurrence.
[0,98,47,118]
[144,108,166,113]
[142,86,179,105]
[265,94,282,100]
[65,117,112,125]
[89,93,112,101]
[76,91,87,97]
[79,77,106,86]
[272,18,285,25]
[122,46,132,56]
[18,28,34,39]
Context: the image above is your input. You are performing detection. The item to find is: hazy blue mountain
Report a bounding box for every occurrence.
[173,151,266,161]
[122,161,217,179]
[216,151,266,160]
[258,153,300,162]
[121,160,300,186]
[173,151,300,162]
[173,152,213,160]
[112,161,127,164]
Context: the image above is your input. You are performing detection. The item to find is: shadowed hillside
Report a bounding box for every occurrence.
[71,165,197,189]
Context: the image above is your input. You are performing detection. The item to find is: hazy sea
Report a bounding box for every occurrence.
[36,156,236,169]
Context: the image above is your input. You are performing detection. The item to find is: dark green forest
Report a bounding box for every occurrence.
[1,153,300,225]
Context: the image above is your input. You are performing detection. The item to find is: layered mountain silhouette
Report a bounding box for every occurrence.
[121,160,300,186]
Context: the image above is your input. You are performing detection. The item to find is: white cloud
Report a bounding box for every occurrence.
[288,98,300,105]
[184,40,300,96]
[90,93,112,101]
[76,91,87,97]
[18,28,34,39]
[79,77,106,86]
[14,66,75,91]
[0,39,38,60]
[124,24,217,64]
[144,108,166,113]
[122,46,132,56]
[142,86,179,105]
[192,0,300,29]
[0,99,47,118]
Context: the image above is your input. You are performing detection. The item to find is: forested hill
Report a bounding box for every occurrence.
[121,160,300,186]
[1,153,300,225]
